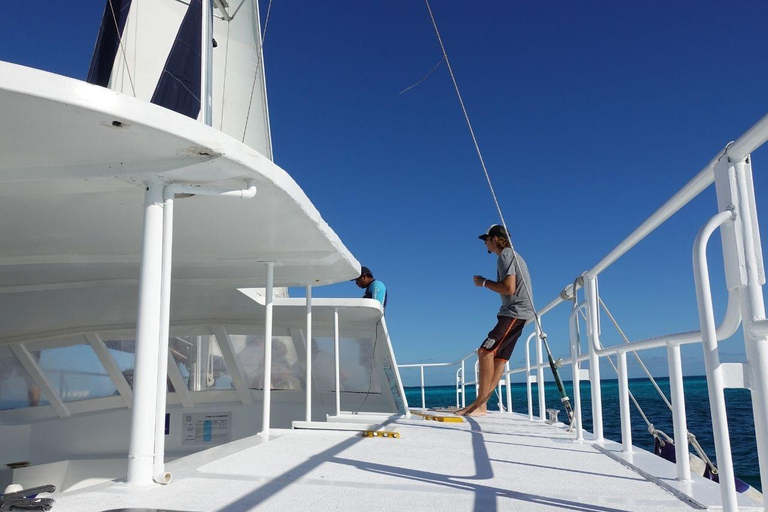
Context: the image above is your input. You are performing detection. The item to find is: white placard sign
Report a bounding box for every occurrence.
[182,412,231,445]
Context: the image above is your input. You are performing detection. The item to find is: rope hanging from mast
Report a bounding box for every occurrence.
[242,0,274,145]
[424,0,573,423]
[107,0,136,96]
[398,56,445,95]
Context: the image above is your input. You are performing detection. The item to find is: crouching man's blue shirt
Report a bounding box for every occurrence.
[364,280,387,310]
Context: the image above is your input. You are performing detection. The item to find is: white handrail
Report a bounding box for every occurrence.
[524,332,536,421]
[455,367,463,408]
[587,288,741,357]
[504,360,512,414]
[694,210,739,510]
[539,112,768,319]
[729,112,768,162]
[420,366,426,409]
[569,303,585,441]
[398,350,476,369]
[399,350,476,410]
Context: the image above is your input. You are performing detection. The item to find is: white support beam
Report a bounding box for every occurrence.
[668,343,692,481]
[10,342,70,418]
[420,366,425,409]
[584,275,604,443]
[86,332,133,408]
[201,0,213,126]
[334,307,341,417]
[289,326,322,422]
[305,286,312,422]
[569,304,584,440]
[212,325,253,405]
[504,360,512,413]
[534,322,546,421]
[261,262,275,439]
[127,182,164,486]
[617,351,632,454]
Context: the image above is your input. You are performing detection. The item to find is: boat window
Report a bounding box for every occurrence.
[172,335,233,392]
[102,339,137,388]
[230,335,304,391]
[0,345,49,410]
[104,338,188,392]
[311,337,381,394]
[30,344,117,403]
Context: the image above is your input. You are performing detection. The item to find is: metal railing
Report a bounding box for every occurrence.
[399,329,545,416]
[400,353,475,410]
[399,112,768,512]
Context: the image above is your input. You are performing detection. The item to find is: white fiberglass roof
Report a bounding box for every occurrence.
[0,61,359,340]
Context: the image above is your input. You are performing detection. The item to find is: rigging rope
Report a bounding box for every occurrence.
[242,0,273,146]
[424,0,573,422]
[575,298,719,474]
[398,57,444,95]
[495,387,506,412]
[219,20,232,131]
[575,306,659,430]
[108,0,136,96]
[424,0,507,235]
[599,297,674,411]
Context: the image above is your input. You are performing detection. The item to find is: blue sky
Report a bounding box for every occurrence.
[2,1,768,386]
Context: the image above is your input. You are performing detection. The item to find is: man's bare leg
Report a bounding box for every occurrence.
[456,350,506,416]
[463,358,506,416]
[455,349,494,415]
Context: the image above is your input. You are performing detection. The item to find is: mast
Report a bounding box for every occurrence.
[201,0,213,126]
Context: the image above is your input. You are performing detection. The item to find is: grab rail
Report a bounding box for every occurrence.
[399,351,476,409]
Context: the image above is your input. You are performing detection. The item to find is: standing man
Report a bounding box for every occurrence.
[354,266,387,310]
[457,224,534,416]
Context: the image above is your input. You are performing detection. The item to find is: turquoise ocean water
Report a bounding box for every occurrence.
[404,376,761,491]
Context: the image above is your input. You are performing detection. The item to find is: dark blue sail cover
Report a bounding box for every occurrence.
[654,437,750,493]
[150,0,202,119]
[87,0,133,87]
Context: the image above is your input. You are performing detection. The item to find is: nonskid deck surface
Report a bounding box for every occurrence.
[52,412,724,512]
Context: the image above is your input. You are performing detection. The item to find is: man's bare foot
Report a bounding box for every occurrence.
[455,403,485,416]
[455,402,489,417]
[454,405,472,416]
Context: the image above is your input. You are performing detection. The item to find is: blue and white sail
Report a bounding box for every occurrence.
[87,0,273,160]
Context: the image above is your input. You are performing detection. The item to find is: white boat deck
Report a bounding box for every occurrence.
[49,411,760,512]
